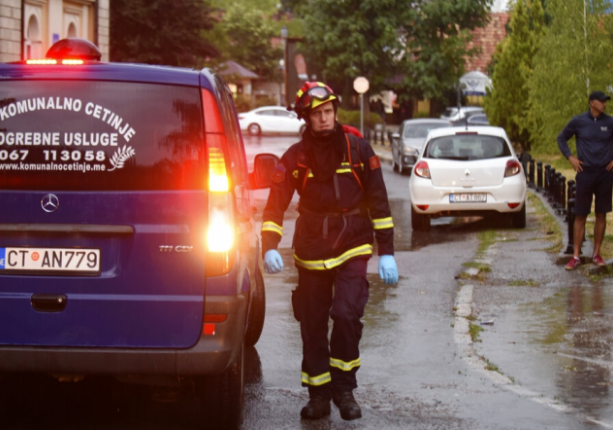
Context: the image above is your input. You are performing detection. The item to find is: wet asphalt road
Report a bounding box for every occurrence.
[2,134,613,429]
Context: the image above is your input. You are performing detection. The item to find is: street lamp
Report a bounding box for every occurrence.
[281,26,288,107]
[353,77,369,136]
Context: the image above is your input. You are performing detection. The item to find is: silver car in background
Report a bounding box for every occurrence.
[391,118,452,175]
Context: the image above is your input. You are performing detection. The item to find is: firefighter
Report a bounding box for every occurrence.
[261,82,398,421]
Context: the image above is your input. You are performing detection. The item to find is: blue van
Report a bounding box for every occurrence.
[0,38,276,429]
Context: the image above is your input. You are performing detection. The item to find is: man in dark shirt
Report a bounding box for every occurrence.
[558,90,613,270]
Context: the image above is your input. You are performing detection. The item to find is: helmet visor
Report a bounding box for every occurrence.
[299,86,336,110]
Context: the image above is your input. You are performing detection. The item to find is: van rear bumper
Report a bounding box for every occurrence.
[0,295,247,376]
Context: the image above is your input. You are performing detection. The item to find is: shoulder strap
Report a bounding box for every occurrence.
[345,133,364,192]
[295,140,311,192]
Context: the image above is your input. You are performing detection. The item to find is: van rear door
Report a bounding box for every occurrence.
[0,79,208,348]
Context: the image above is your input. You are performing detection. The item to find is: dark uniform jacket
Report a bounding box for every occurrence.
[261,126,394,271]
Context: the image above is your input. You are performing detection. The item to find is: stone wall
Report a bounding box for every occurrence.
[0,0,22,63]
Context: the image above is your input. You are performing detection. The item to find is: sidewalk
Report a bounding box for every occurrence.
[454,190,613,427]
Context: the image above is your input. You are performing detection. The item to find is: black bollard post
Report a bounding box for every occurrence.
[554,172,563,208]
[559,175,566,215]
[528,159,535,188]
[548,167,557,203]
[566,180,575,222]
[544,164,551,197]
[565,197,575,254]
[537,161,543,191]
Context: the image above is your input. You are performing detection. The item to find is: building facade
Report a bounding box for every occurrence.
[0,0,109,63]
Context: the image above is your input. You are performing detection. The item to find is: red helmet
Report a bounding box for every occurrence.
[289,81,338,119]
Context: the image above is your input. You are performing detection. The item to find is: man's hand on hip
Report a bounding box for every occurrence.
[568,155,583,172]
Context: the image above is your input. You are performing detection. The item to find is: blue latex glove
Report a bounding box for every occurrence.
[264,249,284,274]
[378,255,398,284]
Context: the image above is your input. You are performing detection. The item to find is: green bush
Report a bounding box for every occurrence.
[413,111,431,119]
[337,108,383,128]
[234,95,254,113]
[255,95,278,108]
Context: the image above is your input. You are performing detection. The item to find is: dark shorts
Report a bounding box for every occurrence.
[574,166,613,216]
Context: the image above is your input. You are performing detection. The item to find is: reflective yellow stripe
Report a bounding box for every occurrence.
[301,371,331,386]
[336,168,352,174]
[330,357,361,371]
[294,244,373,270]
[262,221,283,236]
[373,217,394,230]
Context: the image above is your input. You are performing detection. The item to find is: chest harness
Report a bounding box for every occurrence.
[294,133,366,249]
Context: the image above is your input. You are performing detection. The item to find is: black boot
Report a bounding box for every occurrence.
[300,396,331,419]
[333,391,362,421]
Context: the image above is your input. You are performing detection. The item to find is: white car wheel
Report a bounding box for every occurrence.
[247,123,261,136]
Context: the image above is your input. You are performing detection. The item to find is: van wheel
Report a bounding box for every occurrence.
[244,267,266,347]
[411,206,430,231]
[199,343,245,430]
[510,203,526,229]
[247,123,261,136]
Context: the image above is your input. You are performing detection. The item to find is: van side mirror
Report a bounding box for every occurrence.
[250,153,281,189]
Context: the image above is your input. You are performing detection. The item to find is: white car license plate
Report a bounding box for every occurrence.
[449,193,487,203]
[0,247,101,273]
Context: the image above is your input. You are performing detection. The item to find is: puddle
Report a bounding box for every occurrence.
[515,283,613,418]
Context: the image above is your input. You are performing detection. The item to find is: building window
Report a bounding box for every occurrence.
[24,13,43,60]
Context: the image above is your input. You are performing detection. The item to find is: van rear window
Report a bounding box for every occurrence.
[0,81,205,191]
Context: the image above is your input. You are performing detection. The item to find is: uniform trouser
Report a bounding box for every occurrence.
[296,257,370,399]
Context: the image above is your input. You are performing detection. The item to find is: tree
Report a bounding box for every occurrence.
[527,0,613,152]
[110,0,218,67]
[220,5,283,82]
[485,0,544,151]
[282,0,493,106]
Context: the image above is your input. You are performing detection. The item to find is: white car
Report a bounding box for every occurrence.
[408,126,527,230]
[238,106,306,136]
[440,106,484,122]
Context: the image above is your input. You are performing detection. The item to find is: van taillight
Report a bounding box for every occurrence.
[203,88,236,276]
[208,147,229,192]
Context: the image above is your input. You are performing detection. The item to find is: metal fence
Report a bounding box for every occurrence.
[520,154,576,254]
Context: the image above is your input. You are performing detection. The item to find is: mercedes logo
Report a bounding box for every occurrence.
[41,194,59,213]
[464,169,471,176]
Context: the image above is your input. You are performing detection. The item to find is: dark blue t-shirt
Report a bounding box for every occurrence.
[557,110,613,168]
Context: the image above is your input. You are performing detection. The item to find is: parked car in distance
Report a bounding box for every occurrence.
[452,112,490,127]
[408,126,527,231]
[391,118,452,175]
[440,106,484,122]
[238,106,306,136]
[0,37,279,430]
